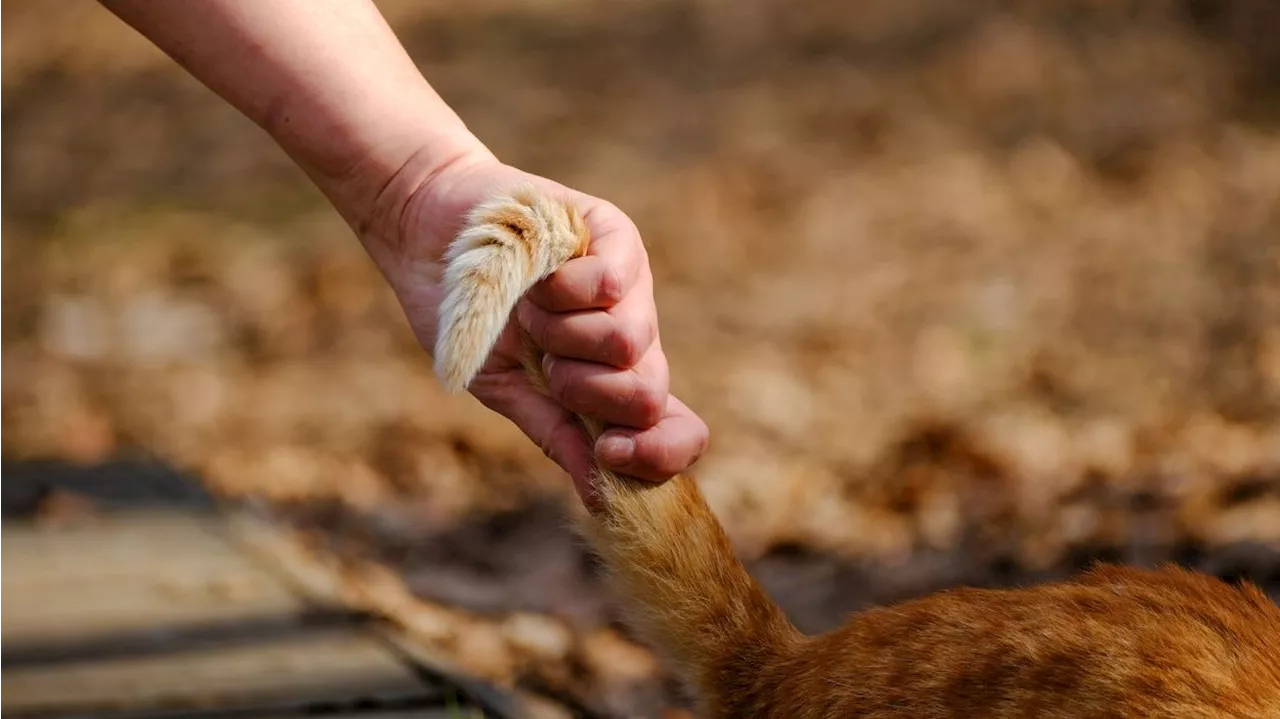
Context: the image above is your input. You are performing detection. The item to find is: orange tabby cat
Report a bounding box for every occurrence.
[433,186,1280,718]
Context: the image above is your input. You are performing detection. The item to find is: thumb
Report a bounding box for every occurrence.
[478,384,603,509]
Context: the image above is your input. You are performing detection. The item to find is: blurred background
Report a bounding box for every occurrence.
[4,0,1280,716]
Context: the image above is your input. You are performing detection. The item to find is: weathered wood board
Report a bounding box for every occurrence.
[2,511,304,646]
[2,628,431,716]
[0,509,472,718]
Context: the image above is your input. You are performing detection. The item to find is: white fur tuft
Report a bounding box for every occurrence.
[432,188,588,393]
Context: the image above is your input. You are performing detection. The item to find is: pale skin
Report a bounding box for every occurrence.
[97,0,709,497]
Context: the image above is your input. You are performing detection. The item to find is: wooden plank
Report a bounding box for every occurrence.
[225,510,527,719]
[1,627,431,717]
[1,505,514,718]
[2,511,305,646]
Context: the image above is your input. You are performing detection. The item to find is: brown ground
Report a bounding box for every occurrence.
[4,0,1280,716]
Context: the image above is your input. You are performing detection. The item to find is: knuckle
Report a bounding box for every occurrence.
[631,383,666,427]
[617,209,642,239]
[595,199,624,220]
[691,426,710,463]
[598,264,625,305]
[536,271,571,307]
[542,266,569,292]
[556,371,593,412]
[609,323,645,368]
[538,435,558,463]
[539,423,573,465]
[541,317,569,355]
[547,363,573,403]
[528,312,553,350]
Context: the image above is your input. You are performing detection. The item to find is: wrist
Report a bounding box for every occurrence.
[316,117,499,307]
[295,104,493,238]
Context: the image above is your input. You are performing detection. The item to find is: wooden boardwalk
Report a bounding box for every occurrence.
[1,470,522,719]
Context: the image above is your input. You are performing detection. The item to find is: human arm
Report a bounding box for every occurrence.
[96,0,489,234]
[98,0,708,490]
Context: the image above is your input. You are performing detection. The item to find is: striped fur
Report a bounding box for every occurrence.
[434,185,590,393]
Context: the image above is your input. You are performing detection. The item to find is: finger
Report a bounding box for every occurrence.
[470,380,601,505]
[544,419,606,511]
[543,347,669,429]
[595,395,710,482]
[516,284,657,369]
[526,211,645,312]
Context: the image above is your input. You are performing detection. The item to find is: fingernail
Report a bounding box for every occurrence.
[597,435,635,466]
[542,353,557,376]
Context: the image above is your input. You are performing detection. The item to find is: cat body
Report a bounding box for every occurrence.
[731,563,1280,718]
[432,186,1280,718]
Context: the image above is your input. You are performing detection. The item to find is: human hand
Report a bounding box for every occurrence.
[99,0,706,501]
[360,153,708,500]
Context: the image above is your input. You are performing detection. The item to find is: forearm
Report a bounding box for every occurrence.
[99,0,492,226]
